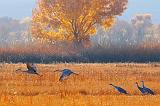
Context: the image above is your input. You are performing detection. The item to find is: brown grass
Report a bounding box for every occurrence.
[0,63,160,106]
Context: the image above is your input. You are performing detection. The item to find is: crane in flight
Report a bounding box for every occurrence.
[54,69,79,81]
[16,63,41,76]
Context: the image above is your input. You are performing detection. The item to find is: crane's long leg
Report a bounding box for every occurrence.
[73,72,79,75]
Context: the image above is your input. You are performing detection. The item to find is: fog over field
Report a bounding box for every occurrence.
[1,14,160,48]
[0,14,160,63]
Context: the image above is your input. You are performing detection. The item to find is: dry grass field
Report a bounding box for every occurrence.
[0,63,160,106]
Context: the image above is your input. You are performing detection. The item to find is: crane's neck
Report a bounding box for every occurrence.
[111,84,117,88]
[136,83,139,87]
[141,82,145,88]
[22,70,28,73]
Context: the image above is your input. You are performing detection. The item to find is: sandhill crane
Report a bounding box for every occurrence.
[54,69,78,81]
[135,82,145,94]
[16,63,41,76]
[141,81,155,95]
[109,84,128,95]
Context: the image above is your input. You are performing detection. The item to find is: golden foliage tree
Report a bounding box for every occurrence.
[32,0,128,48]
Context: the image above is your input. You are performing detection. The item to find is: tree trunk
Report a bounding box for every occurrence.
[73,39,84,50]
[73,38,92,52]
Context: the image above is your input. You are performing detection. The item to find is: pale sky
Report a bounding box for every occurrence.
[0,0,160,23]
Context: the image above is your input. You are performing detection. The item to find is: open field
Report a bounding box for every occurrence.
[0,63,160,106]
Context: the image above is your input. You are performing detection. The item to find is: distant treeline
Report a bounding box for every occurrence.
[1,54,160,63]
[1,48,160,63]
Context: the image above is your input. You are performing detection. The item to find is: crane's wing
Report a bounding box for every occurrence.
[145,87,154,95]
[32,64,37,71]
[118,87,128,94]
[31,64,38,72]
[63,69,78,75]
[26,63,37,73]
[26,63,32,70]
[59,73,66,81]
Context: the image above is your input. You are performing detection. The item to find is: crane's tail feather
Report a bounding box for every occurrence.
[126,93,131,96]
[35,73,43,77]
[73,72,79,75]
[16,69,27,73]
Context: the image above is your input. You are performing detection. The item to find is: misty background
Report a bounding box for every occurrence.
[0,1,160,63]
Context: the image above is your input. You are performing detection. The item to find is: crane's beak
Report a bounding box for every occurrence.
[53,69,62,72]
[16,68,22,72]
